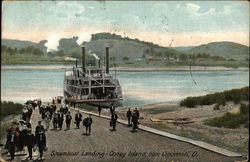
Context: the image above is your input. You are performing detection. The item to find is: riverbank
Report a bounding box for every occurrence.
[1,64,249,71]
[92,102,249,158]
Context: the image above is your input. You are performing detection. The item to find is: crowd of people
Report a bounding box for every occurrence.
[4,100,46,161]
[4,98,140,161]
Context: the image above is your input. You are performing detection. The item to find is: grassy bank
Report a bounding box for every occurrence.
[204,103,249,129]
[0,101,23,120]
[0,101,23,141]
[0,123,11,141]
[180,87,249,108]
[2,52,249,68]
[1,52,75,65]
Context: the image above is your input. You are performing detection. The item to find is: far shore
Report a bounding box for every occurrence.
[1,64,249,71]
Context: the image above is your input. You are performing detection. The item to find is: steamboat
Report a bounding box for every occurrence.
[64,46,123,108]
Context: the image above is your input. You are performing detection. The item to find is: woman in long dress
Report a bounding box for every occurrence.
[44,114,50,131]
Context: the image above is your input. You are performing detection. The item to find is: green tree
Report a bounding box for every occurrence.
[26,46,34,54]
[56,50,64,56]
[32,48,44,56]
[1,45,7,52]
[179,54,188,61]
[19,48,26,54]
[13,48,18,54]
[123,56,129,61]
[7,47,13,55]
[47,51,54,57]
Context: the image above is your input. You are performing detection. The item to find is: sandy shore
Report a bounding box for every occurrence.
[112,102,249,158]
[1,65,249,71]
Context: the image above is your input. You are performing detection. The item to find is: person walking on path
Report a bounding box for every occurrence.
[44,114,50,131]
[8,129,17,161]
[134,108,140,120]
[98,107,102,116]
[52,112,59,129]
[111,112,118,131]
[65,112,72,130]
[36,130,47,160]
[110,104,115,115]
[83,115,93,135]
[37,99,42,110]
[26,129,35,160]
[132,112,138,132]
[75,111,82,129]
[58,111,64,130]
[126,108,132,127]
[35,121,45,139]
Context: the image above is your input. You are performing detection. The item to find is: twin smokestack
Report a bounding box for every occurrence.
[81,46,109,74]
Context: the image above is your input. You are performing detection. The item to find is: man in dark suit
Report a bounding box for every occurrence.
[65,112,72,130]
[134,107,140,120]
[75,111,82,129]
[35,121,45,138]
[83,114,93,135]
[98,107,102,116]
[37,130,46,160]
[110,104,115,115]
[26,129,35,160]
[111,112,118,131]
[58,111,64,130]
[8,129,17,161]
[126,108,132,127]
[132,112,138,132]
[52,112,59,129]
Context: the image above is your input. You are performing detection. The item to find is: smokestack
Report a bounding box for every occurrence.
[75,59,78,67]
[81,46,86,73]
[106,47,109,74]
[99,59,101,68]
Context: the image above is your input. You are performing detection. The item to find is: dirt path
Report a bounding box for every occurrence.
[1,108,244,162]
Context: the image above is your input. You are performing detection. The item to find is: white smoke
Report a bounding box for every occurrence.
[45,35,61,52]
[77,33,91,45]
[92,53,100,60]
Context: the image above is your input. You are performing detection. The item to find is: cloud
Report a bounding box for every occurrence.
[50,2,85,18]
[175,4,181,10]
[186,3,200,14]
[186,3,216,17]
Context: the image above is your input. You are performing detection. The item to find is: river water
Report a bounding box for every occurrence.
[1,65,249,108]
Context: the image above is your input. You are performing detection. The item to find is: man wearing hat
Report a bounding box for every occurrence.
[58,111,64,130]
[35,121,45,139]
[75,110,82,129]
[65,112,72,130]
[37,130,46,160]
[83,114,93,135]
[8,127,17,161]
[26,129,35,160]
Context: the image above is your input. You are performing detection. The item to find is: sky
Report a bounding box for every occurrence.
[2,1,249,50]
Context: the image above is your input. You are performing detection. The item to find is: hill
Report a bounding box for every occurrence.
[169,46,195,53]
[1,38,48,53]
[187,41,249,61]
[82,32,182,61]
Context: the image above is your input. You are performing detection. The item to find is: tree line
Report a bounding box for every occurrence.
[1,45,44,56]
[150,51,226,61]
